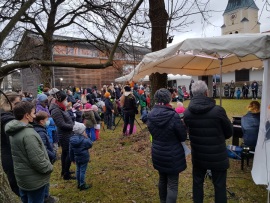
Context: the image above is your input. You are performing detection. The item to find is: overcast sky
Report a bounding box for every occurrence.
[170,0,269,45]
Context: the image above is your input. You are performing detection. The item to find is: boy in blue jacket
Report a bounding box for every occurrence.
[70,122,93,190]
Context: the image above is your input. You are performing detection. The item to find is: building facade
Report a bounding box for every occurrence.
[15,32,150,94]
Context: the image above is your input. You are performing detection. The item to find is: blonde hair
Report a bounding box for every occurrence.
[0,91,21,111]
[176,102,183,107]
[248,101,260,113]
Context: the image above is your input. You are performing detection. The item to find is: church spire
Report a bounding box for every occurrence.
[224,0,259,14]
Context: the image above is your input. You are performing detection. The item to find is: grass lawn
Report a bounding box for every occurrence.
[50,98,267,203]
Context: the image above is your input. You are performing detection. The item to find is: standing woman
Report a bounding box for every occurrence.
[146,88,187,203]
[120,86,137,136]
[0,91,21,196]
[49,90,75,180]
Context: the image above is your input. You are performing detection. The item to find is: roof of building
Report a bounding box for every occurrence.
[224,0,259,14]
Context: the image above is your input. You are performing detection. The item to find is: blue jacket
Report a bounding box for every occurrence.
[33,124,56,163]
[69,135,93,164]
[146,105,187,174]
[46,117,58,144]
[241,112,260,147]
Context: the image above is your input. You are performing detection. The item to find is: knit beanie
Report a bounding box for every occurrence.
[73,122,86,135]
[91,105,98,112]
[84,103,92,110]
[55,90,67,102]
[48,88,60,96]
[104,92,110,98]
[37,93,48,102]
[154,88,171,105]
[73,102,81,109]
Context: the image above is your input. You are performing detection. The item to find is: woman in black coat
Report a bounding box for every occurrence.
[0,91,21,196]
[146,88,187,203]
[49,91,75,180]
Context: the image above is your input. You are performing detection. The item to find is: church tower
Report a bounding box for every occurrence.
[222,0,260,35]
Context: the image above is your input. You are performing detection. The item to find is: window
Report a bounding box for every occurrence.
[235,69,249,82]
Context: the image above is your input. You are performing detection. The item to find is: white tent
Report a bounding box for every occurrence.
[128,33,270,190]
[115,74,191,82]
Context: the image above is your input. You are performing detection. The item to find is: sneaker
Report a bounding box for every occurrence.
[80,183,92,191]
[44,196,59,203]
[256,98,258,100]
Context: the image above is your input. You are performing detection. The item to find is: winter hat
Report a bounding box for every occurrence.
[73,102,81,109]
[48,88,59,96]
[154,88,171,105]
[104,92,110,98]
[73,122,86,135]
[133,85,138,90]
[37,93,48,102]
[124,86,131,92]
[55,90,67,102]
[139,89,144,95]
[84,103,92,110]
[91,105,98,112]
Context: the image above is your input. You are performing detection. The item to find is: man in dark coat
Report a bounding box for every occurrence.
[184,80,233,203]
[146,88,187,203]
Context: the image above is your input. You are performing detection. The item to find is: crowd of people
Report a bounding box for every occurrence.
[0,82,152,202]
[222,80,259,100]
[0,79,261,203]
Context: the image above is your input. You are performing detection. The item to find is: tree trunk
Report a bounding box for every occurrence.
[149,73,167,106]
[148,0,168,104]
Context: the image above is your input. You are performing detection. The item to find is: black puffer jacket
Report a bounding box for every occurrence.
[49,103,74,151]
[184,96,233,171]
[147,105,187,174]
[0,110,19,196]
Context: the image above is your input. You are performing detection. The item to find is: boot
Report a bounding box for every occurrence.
[80,183,92,191]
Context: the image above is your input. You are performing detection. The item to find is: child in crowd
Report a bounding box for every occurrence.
[73,102,83,123]
[175,102,185,118]
[70,122,93,191]
[34,111,56,164]
[104,92,114,130]
[236,87,241,99]
[33,111,57,202]
[91,105,101,140]
[175,102,190,157]
[83,103,97,141]
[46,117,59,153]
[67,102,76,122]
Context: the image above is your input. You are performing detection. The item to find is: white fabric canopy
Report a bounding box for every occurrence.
[115,73,191,82]
[131,33,270,80]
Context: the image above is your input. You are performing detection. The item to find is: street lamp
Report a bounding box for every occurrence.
[60,78,63,89]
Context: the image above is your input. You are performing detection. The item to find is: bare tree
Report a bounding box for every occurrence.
[147,0,211,104]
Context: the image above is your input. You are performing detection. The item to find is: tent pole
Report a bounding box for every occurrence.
[219,59,223,106]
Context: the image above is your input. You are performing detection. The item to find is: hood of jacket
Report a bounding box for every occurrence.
[147,105,175,127]
[33,123,46,133]
[5,120,32,137]
[188,95,215,114]
[70,135,85,147]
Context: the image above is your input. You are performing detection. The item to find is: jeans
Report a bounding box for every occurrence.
[158,172,179,203]
[86,128,96,141]
[45,183,49,198]
[123,112,135,135]
[19,185,47,203]
[193,167,227,203]
[76,162,88,187]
